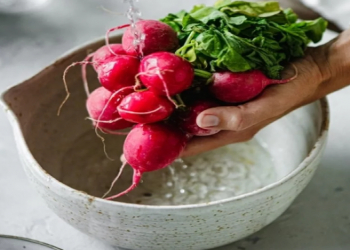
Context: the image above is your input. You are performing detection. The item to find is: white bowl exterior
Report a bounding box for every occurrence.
[2,97,328,250]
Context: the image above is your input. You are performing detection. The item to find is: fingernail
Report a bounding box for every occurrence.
[198,115,219,128]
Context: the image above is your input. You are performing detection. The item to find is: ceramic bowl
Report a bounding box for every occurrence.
[0,35,329,250]
[0,235,62,250]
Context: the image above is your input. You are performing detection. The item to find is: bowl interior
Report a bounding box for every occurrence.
[2,35,326,205]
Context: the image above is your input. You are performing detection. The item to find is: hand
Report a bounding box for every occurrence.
[181,28,350,157]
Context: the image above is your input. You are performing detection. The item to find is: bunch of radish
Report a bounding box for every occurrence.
[61,19,296,200]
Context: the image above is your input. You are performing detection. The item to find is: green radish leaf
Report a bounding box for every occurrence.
[189,4,207,13]
[182,13,202,31]
[195,30,225,58]
[291,18,328,43]
[190,6,229,24]
[183,46,197,63]
[215,0,281,17]
[229,15,247,25]
[218,47,252,72]
[283,8,298,23]
[160,0,327,80]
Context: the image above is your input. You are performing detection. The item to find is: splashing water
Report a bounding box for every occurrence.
[123,0,145,56]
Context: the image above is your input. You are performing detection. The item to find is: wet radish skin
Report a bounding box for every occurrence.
[92,44,127,70]
[122,20,179,56]
[139,52,194,96]
[86,87,133,131]
[211,70,292,103]
[118,90,175,124]
[97,55,140,92]
[124,123,187,173]
[105,123,187,200]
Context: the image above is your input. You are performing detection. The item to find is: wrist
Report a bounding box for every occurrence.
[318,29,350,94]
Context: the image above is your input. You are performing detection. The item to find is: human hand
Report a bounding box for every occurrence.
[182,28,350,157]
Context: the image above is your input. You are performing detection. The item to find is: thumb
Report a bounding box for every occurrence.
[196,105,250,131]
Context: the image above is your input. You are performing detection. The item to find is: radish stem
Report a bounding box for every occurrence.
[105,169,142,200]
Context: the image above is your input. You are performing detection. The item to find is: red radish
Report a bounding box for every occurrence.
[80,44,127,96]
[60,43,128,104]
[97,55,140,92]
[92,44,127,70]
[210,69,297,103]
[118,90,174,124]
[122,20,179,56]
[86,87,134,131]
[104,123,187,200]
[177,100,221,136]
[139,52,194,99]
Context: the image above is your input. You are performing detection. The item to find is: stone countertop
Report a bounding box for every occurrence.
[0,1,349,250]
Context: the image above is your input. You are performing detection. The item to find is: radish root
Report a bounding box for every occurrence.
[105,24,130,56]
[144,64,176,106]
[99,5,124,16]
[102,161,128,198]
[136,68,179,107]
[58,60,96,116]
[87,117,123,124]
[93,86,134,160]
[95,128,114,161]
[101,129,129,136]
[81,53,95,97]
[134,72,147,91]
[118,106,163,115]
[94,91,122,161]
[175,94,185,107]
[156,70,178,108]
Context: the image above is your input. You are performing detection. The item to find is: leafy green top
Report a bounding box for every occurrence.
[160,0,327,79]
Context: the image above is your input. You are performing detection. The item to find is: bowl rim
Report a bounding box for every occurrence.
[0,234,62,250]
[0,34,330,210]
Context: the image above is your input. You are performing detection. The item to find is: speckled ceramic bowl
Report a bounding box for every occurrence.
[0,235,62,250]
[0,35,329,250]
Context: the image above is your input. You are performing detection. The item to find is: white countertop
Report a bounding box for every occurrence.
[0,1,349,250]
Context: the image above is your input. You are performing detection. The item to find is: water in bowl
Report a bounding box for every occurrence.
[61,134,277,206]
[121,139,277,205]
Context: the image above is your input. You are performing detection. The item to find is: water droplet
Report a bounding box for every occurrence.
[123,0,142,53]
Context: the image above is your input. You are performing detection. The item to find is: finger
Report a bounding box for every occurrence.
[196,73,314,131]
[181,118,273,158]
[181,131,240,158]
